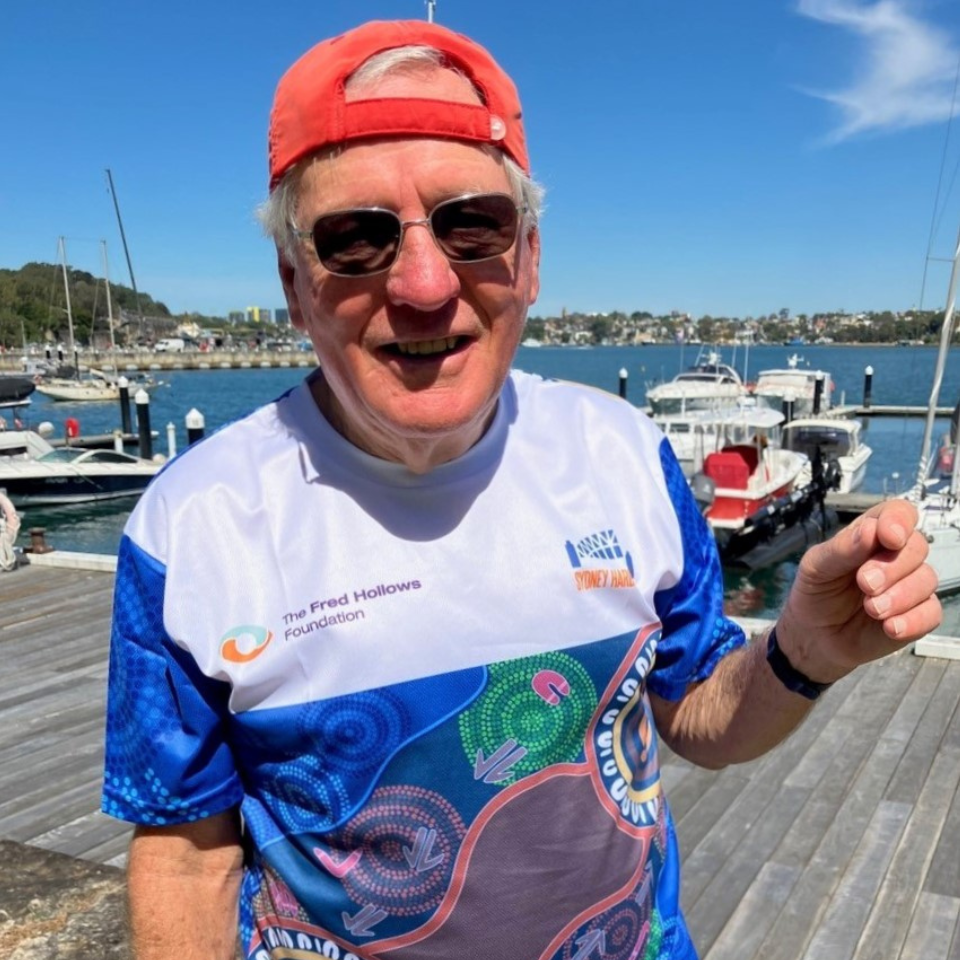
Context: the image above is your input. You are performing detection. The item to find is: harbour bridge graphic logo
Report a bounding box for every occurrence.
[565,529,636,591]
[220,625,274,664]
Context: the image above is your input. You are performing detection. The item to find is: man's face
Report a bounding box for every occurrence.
[279,75,539,471]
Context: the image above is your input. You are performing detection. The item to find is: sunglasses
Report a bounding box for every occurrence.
[293,192,526,277]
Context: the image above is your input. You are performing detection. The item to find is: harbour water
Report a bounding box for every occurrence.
[12,342,960,632]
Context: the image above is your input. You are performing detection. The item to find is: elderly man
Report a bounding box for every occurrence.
[102,19,940,960]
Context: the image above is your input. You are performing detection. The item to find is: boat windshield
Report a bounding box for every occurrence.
[37,449,87,463]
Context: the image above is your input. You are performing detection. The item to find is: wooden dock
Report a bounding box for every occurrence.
[1,562,958,958]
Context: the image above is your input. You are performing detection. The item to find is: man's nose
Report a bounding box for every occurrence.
[384,222,460,310]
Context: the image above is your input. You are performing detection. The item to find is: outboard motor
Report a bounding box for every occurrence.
[690,472,716,515]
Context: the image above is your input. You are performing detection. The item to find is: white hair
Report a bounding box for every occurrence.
[257,45,544,259]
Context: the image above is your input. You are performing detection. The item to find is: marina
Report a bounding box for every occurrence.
[2,343,959,625]
[0,560,958,958]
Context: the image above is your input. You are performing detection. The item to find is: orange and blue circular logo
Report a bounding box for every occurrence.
[220,625,273,664]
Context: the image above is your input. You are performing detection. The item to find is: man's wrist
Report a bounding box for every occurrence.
[765,626,834,700]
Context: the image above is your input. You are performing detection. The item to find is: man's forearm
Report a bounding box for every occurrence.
[649,629,816,769]
[127,813,244,960]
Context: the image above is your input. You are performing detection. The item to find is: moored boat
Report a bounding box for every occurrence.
[645,349,747,414]
[782,416,872,494]
[0,429,161,506]
[686,404,838,567]
[752,354,833,416]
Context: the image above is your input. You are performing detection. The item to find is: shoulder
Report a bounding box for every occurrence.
[125,383,310,551]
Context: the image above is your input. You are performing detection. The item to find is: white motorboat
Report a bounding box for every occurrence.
[645,349,747,414]
[782,416,873,494]
[752,354,833,416]
[0,429,161,506]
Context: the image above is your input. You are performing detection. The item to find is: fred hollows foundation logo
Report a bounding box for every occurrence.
[220,625,274,664]
[565,528,636,591]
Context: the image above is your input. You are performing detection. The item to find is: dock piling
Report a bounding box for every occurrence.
[619,368,628,400]
[135,389,152,460]
[862,365,874,410]
[118,376,132,434]
[186,408,205,446]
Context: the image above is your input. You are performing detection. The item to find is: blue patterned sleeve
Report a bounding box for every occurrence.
[650,437,746,701]
[101,535,244,824]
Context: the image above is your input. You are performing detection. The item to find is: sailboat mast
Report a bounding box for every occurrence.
[58,236,77,365]
[105,168,145,337]
[917,222,960,489]
[101,240,117,353]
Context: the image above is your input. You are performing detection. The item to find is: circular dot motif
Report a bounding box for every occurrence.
[333,785,465,916]
[267,754,349,834]
[555,900,648,960]
[297,690,411,778]
[459,653,597,785]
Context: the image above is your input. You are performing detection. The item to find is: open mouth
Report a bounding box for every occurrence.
[391,336,466,358]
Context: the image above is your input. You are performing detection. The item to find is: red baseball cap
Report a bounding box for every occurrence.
[268,20,529,190]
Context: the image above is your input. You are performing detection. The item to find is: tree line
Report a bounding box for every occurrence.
[0,262,172,349]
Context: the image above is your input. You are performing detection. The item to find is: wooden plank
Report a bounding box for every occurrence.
[924,763,960,900]
[686,783,810,956]
[882,658,948,746]
[661,764,723,824]
[800,800,910,960]
[30,810,132,861]
[854,747,960,960]
[898,892,960,960]
[703,861,801,960]
[0,730,104,798]
[751,734,911,960]
[0,774,107,842]
[674,772,752,861]
[886,664,960,805]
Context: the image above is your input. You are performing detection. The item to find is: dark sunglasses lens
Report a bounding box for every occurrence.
[312,210,401,276]
[431,194,519,262]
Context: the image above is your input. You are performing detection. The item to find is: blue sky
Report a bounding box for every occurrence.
[4,0,960,321]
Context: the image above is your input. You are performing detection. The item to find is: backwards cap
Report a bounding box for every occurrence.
[268,20,528,190]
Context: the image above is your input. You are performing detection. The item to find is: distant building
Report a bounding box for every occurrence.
[246,306,272,324]
[275,308,290,325]
[228,311,245,325]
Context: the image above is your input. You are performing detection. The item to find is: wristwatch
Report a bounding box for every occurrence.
[765,626,834,700]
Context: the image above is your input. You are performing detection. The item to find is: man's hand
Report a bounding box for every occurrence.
[777,499,942,684]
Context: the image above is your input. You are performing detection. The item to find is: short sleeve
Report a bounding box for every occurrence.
[101,535,244,824]
[650,437,746,701]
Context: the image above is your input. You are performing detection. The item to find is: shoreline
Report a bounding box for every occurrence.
[0,340,936,375]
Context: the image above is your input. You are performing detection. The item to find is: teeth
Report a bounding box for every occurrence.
[396,337,459,356]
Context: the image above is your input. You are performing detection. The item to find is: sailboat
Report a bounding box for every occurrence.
[34,238,123,403]
[907,223,960,596]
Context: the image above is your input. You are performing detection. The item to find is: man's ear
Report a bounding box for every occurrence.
[278,250,306,331]
[526,227,541,306]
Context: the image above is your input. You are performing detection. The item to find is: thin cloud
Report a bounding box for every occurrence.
[797,0,960,142]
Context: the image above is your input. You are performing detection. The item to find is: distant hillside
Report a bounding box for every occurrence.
[0,261,173,348]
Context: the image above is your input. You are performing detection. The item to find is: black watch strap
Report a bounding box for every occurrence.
[765,627,833,700]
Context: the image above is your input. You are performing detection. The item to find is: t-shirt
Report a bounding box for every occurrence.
[102,369,745,960]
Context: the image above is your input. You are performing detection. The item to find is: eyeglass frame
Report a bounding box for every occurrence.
[290,191,529,277]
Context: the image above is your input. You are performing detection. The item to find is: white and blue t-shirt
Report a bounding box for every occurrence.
[102,369,744,960]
